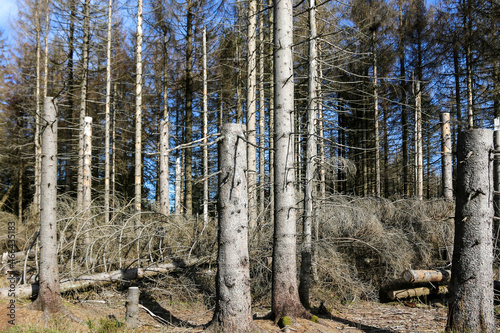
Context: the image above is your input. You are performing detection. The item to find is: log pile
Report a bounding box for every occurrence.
[387,269,450,301]
[388,268,500,301]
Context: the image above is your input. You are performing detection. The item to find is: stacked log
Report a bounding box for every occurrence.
[387,269,450,301]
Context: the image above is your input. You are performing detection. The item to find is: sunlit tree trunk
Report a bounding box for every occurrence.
[299,0,317,308]
[448,129,495,333]
[372,29,380,197]
[104,0,113,223]
[32,97,63,316]
[272,0,310,319]
[247,0,258,231]
[441,113,453,200]
[135,0,144,217]
[202,27,209,226]
[415,79,423,200]
[77,0,90,212]
[184,0,194,216]
[208,123,254,332]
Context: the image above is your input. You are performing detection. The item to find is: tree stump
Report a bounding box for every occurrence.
[125,287,140,329]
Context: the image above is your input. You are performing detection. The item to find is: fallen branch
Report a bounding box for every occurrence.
[0,257,201,299]
[387,286,448,300]
[402,269,451,283]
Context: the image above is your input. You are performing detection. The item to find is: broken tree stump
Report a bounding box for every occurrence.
[125,286,140,329]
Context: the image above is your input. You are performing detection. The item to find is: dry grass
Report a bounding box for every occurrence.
[5,194,455,306]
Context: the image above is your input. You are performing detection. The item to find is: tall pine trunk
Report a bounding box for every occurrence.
[272,0,310,319]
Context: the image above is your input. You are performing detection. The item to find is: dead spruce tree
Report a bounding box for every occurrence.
[447,129,495,332]
[208,123,254,332]
[272,0,311,320]
[31,97,64,316]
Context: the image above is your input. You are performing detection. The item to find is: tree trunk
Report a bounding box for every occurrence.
[104,0,113,224]
[209,123,253,332]
[184,0,194,216]
[135,0,144,216]
[299,0,317,308]
[83,117,92,251]
[247,0,258,232]
[32,97,63,315]
[77,0,90,212]
[415,79,423,200]
[258,2,265,225]
[34,0,42,216]
[175,157,182,214]
[272,0,310,320]
[372,29,380,197]
[447,129,495,333]
[125,287,140,329]
[403,269,451,283]
[202,28,209,227]
[441,113,453,200]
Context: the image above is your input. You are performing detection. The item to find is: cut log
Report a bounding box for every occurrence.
[402,269,451,283]
[0,257,200,299]
[387,286,448,300]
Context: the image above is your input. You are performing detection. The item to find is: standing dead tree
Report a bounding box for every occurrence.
[31,97,64,317]
[208,123,254,332]
[447,129,495,332]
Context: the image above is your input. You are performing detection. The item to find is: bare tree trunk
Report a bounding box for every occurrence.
[83,117,92,251]
[77,0,90,212]
[247,0,258,232]
[441,113,453,200]
[268,6,274,227]
[175,157,181,214]
[34,0,42,215]
[447,129,495,333]
[258,2,265,225]
[299,0,317,308]
[135,0,144,217]
[202,27,209,226]
[208,123,253,332]
[272,0,310,320]
[43,0,49,98]
[372,29,380,197]
[415,79,423,200]
[183,0,194,216]
[104,0,113,224]
[159,32,170,215]
[32,97,63,315]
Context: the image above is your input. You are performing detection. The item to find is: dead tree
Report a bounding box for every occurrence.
[31,97,64,316]
[447,129,495,333]
[208,123,254,332]
[441,112,453,200]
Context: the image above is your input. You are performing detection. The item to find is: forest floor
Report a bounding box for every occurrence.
[0,285,495,332]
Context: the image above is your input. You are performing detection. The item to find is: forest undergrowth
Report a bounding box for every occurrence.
[0,195,456,306]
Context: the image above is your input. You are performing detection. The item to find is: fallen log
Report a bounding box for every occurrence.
[402,269,451,283]
[387,286,448,300]
[1,249,38,265]
[0,257,201,299]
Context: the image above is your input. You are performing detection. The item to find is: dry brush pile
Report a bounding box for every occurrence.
[0,194,455,306]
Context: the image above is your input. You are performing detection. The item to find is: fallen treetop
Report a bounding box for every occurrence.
[402,269,451,283]
[0,257,201,299]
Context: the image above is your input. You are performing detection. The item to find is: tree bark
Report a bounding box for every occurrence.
[32,97,63,315]
[209,123,253,332]
[184,0,194,216]
[388,286,448,300]
[447,129,495,333]
[272,0,310,320]
[415,79,423,200]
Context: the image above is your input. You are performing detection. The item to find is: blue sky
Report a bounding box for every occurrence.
[0,0,18,42]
